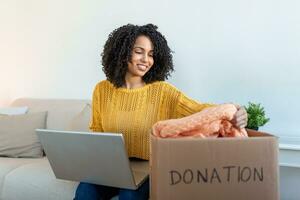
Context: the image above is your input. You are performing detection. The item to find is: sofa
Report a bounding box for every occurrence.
[0,98,114,200]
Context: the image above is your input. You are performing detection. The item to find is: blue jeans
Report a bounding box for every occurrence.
[74,178,149,200]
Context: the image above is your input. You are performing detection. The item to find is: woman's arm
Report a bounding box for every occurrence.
[89,83,104,132]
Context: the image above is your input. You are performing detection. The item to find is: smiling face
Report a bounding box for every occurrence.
[126,35,154,79]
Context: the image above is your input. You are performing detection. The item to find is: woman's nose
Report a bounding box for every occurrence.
[141,54,149,63]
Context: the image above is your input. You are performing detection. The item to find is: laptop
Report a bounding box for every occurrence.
[36,129,149,190]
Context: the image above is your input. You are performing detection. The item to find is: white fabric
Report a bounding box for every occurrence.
[0,106,28,115]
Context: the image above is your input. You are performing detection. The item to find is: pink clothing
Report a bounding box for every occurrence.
[152,104,248,138]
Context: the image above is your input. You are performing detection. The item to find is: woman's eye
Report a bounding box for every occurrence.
[135,51,142,54]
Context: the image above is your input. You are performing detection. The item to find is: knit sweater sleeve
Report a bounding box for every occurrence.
[89,83,104,132]
[174,92,215,118]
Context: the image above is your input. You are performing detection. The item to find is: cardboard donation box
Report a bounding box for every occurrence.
[150,130,279,200]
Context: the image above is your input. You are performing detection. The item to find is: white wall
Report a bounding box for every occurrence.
[1,0,300,137]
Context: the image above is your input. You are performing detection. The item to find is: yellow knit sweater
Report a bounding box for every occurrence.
[90,80,214,160]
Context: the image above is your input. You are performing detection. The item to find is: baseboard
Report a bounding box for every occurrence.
[279,137,300,168]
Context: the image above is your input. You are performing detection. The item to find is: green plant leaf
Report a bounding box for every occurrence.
[245,102,270,129]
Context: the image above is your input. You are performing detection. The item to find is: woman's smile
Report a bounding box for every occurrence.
[137,64,148,71]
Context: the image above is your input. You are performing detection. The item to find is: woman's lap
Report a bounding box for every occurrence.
[75,182,118,200]
[118,179,149,200]
[74,178,149,200]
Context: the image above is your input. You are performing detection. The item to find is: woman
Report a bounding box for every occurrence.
[74,23,247,200]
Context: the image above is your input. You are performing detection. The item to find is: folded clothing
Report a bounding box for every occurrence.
[152,104,247,138]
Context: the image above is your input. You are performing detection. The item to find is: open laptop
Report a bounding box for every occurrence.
[36,129,149,190]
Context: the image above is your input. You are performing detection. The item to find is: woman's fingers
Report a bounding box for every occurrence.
[233,106,248,128]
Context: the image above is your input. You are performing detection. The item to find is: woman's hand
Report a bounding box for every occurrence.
[232,104,248,129]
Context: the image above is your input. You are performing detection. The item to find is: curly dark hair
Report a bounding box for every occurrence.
[101,23,174,87]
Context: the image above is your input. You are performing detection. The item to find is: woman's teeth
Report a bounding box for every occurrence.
[137,64,147,71]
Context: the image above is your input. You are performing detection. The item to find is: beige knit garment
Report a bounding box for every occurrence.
[152,104,248,138]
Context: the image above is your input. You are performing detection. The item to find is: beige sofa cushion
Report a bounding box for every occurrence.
[0,157,44,196]
[66,103,91,132]
[10,98,90,130]
[1,157,78,200]
[0,112,47,158]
